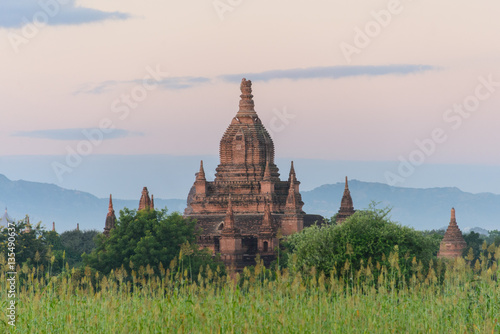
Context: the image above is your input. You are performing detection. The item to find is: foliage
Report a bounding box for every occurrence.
[0,218,63,274]
[463,231,484,260]
[284,204,441,277]
[60,229,99,267]
[2,246,499,333]
[83,207,224,278]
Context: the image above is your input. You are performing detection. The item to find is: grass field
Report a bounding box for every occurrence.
[1,253,499,333]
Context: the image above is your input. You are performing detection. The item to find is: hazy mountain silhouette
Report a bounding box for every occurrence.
[0,174,185,232]
[0,174,498,232]
[302,179,500,231]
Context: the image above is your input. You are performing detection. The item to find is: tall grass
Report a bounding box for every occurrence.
[1,247,499,333]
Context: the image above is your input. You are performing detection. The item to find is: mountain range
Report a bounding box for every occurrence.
[0,174,498,232]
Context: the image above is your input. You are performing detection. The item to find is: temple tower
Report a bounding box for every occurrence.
[139,187,152,211]
[104,194,117,237]
[219,198,243,268]
[437,208,467,258]
[336,176,356,224]
[185,78,322,269]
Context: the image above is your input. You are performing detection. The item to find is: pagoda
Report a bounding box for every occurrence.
[336,176,355,224]
[185,78,322,269]
[437,208,467,258]
[104,194,116,237]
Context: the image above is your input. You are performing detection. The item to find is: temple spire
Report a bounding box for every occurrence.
[151,195,154,210]
[52,222,55,232]
[196,160,206,181]
[451,207,456,223]
[104,194,116,237]
[285,178,297,212]
[288,161,297,183]
[336,176,355,224]
[139,187,152,211]
[108,194,114,213]
[236,78,256,117]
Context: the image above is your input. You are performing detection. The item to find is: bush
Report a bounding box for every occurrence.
[285,204,440,277]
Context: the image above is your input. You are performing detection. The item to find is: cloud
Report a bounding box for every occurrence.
[0,0,130,28]
[12,128,143,141]
[218,65,438,82]
[73,65,437,95]
[74,76,211,95]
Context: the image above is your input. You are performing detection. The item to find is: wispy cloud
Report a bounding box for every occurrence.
[12,128,143,141]
[73,65,437,95]
[74,77,211,95]
[0,0,130,28]
[219,65,438,82]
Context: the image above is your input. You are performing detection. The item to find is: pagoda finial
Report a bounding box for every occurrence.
[451,207,456,223]
[345,176,349,189]
[197,160,206,181]
[151,195,154,210]
[288,161,297,183]
[52,222,55,232]
[237,78,256,115]
[108,194,114,212]
[77,223,79,231]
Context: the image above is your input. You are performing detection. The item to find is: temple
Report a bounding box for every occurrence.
[336,176,355,224]
[437,208,467,258]
[184,78,322,269]
[104,194,116,237]
[139,187,153,211]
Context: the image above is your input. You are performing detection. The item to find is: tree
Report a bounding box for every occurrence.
[462,231,484,260]
[0,218,65,276]
[60,229,99,267]
[83,208,223,278]
[284,204,440,277]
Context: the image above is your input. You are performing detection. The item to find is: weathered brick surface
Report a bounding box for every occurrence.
[437,208,467,258]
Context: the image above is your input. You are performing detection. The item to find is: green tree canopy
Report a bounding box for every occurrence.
[60,229,99,267]
[83,208,222,278]
[285,205,441,276]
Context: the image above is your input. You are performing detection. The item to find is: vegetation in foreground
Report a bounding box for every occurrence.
[1,250,499,333]
[1,205,499,332]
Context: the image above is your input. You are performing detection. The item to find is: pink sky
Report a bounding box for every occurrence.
[1,0,499,166]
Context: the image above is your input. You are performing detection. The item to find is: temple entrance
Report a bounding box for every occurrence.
[242,237,258,255]
[214,237,220,252]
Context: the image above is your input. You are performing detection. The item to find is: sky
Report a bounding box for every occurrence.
[1,0,500,199]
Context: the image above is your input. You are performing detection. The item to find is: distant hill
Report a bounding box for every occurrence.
[0,174,498,232]
[302,180,500,231]
[0,174,185,232]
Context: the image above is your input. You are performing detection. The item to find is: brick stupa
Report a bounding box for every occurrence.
[184,78,322,269]
[437,208,467,258]
[103,194,116,237]
[139,187,153,211]
[336,177,355,224]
